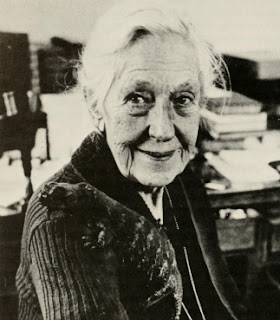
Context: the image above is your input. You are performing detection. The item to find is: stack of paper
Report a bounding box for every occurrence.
[205,149,280,188]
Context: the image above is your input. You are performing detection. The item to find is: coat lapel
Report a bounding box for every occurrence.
[178,174,245,320]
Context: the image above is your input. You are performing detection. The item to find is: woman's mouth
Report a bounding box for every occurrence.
[136,148,175,160]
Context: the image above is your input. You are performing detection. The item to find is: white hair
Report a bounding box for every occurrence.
[78,0,227,121]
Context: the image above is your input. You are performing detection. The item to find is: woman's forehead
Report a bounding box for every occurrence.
[115,33,200,92]
[119,76,200,95]
[126,33,197,67]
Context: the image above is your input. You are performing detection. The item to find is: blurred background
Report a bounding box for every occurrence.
[1,1,280,319]
[1,0,280,51]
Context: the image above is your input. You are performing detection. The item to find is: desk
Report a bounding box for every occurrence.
[208,182,280,209]
[207,182,280,299]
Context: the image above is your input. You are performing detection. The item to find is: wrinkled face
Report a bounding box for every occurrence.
[102,33,201,187]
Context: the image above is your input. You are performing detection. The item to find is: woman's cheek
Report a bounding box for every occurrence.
[177,114,200,149]
[109,115,147,145]
[105,115,147,177]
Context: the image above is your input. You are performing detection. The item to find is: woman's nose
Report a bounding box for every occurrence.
[148,100,175,141]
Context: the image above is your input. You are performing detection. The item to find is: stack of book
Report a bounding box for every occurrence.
[201,87,267,152]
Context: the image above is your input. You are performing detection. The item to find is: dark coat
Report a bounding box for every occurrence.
[16,132,245,320]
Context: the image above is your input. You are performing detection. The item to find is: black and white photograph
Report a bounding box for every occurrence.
[0,0,280,319]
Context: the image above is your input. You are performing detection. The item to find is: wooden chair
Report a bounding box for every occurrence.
[0,90,50,202]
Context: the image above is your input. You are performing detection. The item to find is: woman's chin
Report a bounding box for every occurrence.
[113,147,188,187]
[137,176,175,188]
[132,151,188,186]
[131,168,184,188]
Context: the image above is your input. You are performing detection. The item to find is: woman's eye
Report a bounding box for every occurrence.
[125,93,146,104]
[174,96,192,106]
[172,93,197,116]
[124,92,153,116]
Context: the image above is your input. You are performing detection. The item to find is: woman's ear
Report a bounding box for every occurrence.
[98,118,105,132]
[83,87,94,102]
[92,108,105,132]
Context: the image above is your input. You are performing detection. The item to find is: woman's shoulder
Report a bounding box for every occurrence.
[23,162,87,244]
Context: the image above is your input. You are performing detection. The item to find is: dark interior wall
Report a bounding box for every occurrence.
[0,32,31,93]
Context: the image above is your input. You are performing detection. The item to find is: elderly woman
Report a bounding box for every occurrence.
[16,1,245,319]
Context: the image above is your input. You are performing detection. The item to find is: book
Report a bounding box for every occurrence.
[201,109,267,134]
[8,92,18,115]
[0,95,6,117]
[201,139,244,153]
[2,92,18,116]
[223,50,280,80]
[208,129,266,141]
[202,108,267,124]
[2,92,13,116]
[205,87,262,115]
